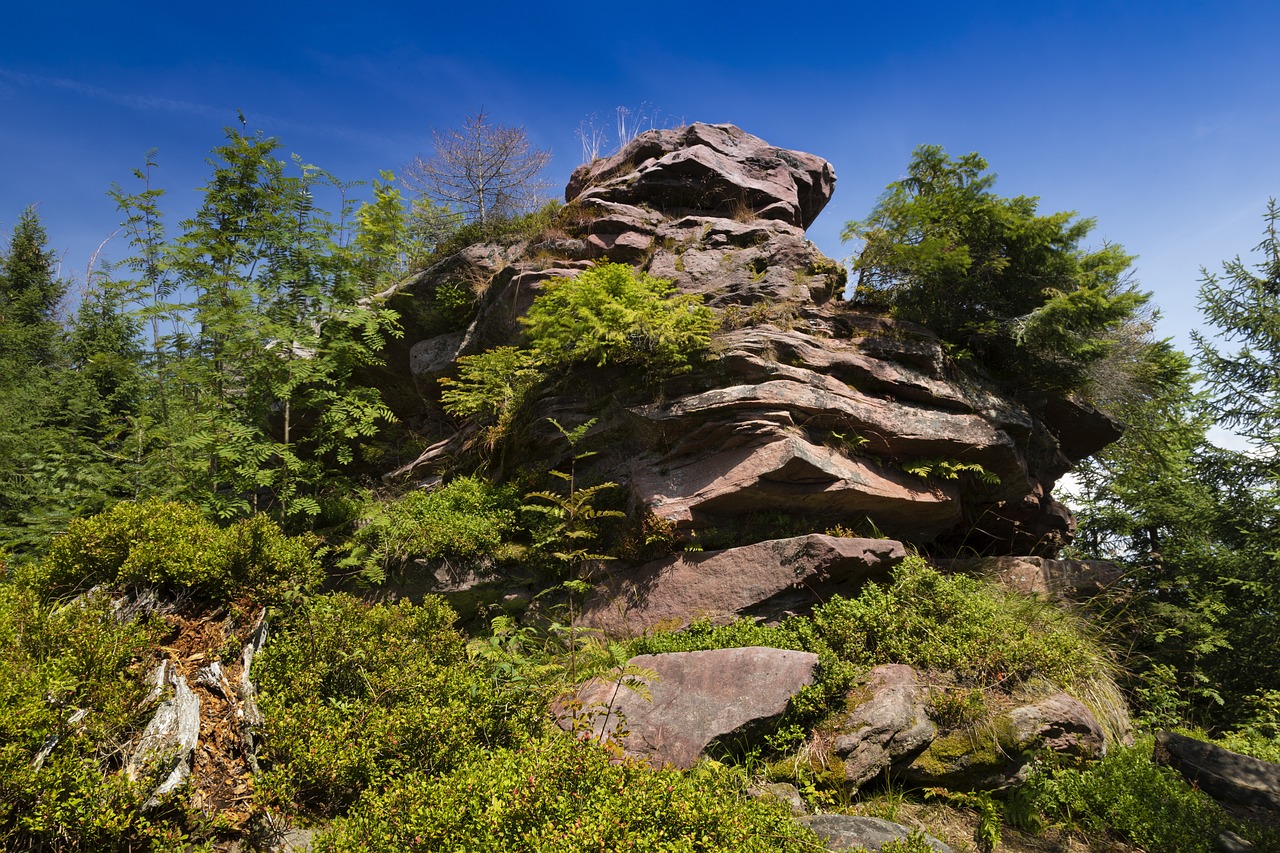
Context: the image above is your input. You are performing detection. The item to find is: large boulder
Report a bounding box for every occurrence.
[554,646,818,769]
[577,535,905,635]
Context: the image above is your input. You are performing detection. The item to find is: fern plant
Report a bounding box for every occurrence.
[901,457,1001,485]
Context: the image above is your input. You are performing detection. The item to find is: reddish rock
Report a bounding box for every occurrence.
[938,555,1124,603]
[1007,693,1107,758]
[577,534,906,635]
[555,646,819,769]
[831,665,938,790]
[566,123,836,229]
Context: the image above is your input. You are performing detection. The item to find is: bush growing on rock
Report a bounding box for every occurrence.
[348,476,521,583]
[810,557,1113,691]
[521,262,715,376]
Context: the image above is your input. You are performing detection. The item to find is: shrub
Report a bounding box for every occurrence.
[254,593,538,816]
[810,557,1113,691]
[314,733,819,852]
[1014,736,1265,851]
[521,263,714,377]
[0,583,163,850]
[350,477,520,583]
[38,499,322,604]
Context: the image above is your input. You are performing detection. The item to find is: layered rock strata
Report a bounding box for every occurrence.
[384,122,1118,557]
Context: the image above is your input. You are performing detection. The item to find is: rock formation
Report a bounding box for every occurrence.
[382,122,1119,558]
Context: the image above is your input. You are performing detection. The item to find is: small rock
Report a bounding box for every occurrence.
[748,781,808,816]
[798,814,954,852]
[831,664,937,790]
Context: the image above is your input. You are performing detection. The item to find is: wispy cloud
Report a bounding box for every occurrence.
[0,67,228,119]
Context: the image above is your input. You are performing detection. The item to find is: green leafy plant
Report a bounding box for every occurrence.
[313,732,819,852]
[522,419,625,579]
[1014,736,1273,851]
[38,498,322,604]
[254,593,537,817]
[900,457,1000,485]
[521,262,715,377]
[845,144,1148,396]
[347,477,520,584]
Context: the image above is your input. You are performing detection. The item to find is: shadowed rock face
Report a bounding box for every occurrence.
[577,534,906,636]
[383,122,1121,557]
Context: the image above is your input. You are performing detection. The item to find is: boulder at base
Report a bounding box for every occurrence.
[555,646,818,769]
[577,535,905,635]
[830,664,937,790]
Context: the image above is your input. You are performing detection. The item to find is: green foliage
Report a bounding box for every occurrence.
[104,127,401,525]
[1015,737,1265,851]
[0,206,65,367]
[0,582,163,851]
[521,419,625,578]
[439,345,544,447]
[314,733,819,852]
[1215,691,1280,763]
[254,593,537,816]
[810,557,1112,690]
[38,499,321,603]
[521,262,715,376]
[899,457,1000,485]
[1071,203,1280,728]
[348,477,520,583]
[1195,199,1280,448]
[845,145,1148,396]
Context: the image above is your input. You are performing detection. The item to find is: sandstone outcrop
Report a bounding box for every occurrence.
[577,534,905,635]
[381,122,1118,558]
[554,646,818,769]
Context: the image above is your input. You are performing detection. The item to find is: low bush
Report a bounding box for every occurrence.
[1013,736,1270,851]
[315,732,819,852]
[0,583,163,850]
[349,477,521,583]
[810,557,1113,691]
[522,263,715,377]
[37,499,322,604]
[253,593,539,816]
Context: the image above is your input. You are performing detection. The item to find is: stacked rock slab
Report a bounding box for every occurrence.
[387,122,1120,556]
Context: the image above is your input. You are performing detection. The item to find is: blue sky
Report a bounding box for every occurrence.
[3,1,1279,358]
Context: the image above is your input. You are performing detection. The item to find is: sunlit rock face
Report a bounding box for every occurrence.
[384,122,1121,557]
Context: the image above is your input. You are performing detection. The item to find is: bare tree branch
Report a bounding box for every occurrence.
[402,111,551,225]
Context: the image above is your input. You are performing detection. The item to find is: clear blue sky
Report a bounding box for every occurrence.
[3,1,1279,357]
